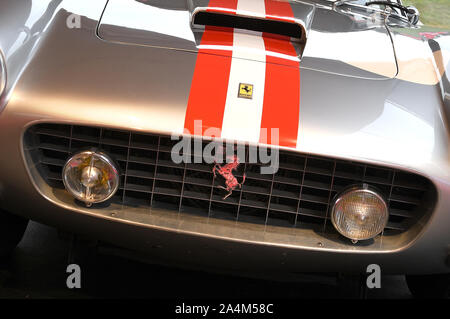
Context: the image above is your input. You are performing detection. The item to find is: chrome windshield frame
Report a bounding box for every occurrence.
[325,0,411,25]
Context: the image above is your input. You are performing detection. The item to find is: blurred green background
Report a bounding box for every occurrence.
[402,0,450,29]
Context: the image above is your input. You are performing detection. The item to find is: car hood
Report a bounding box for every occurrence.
[98,0,398,79]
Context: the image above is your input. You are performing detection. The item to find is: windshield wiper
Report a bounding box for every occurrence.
[366,1,408,15]
[333,0,420,25]
[366,1,420,24]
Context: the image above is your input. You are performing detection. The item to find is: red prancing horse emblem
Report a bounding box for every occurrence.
[213,155,246,200]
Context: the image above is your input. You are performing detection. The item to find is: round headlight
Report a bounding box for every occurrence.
[331,185,389,242]
[62,150,120,206]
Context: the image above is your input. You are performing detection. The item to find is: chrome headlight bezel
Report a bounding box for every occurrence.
[62,149,121,206]
[331,184,389,242]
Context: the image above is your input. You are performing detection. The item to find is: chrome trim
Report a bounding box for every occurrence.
[405,6,420,26]
[190,7,308,43]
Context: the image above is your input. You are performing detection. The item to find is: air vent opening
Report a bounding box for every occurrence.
[192,11,305,42]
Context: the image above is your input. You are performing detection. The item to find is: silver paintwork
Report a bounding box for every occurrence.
[0,49,5,98]
[0,0,449,277]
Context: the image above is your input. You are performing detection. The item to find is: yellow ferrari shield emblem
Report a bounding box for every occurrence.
[238,83,253,99]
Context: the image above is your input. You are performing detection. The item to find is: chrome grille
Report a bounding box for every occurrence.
[24,124,436,235]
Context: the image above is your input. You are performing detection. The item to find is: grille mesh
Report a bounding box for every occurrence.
[24,124,436,235]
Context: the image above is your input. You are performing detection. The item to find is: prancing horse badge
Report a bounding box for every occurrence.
[213,155,246,200]
[238,83,253,99]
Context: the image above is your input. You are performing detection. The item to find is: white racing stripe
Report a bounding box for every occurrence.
[221,0,268,143]
[236,0,266,18]
[220,30,267,144]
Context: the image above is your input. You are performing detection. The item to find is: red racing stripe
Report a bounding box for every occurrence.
[261,1,300,147]
[184,0,238,137]
[264,0,296,22]
[207,0,238,13]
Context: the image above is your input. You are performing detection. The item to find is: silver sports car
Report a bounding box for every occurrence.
[0,0,449,297]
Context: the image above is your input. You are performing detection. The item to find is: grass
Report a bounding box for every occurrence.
[402,0,450,29]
